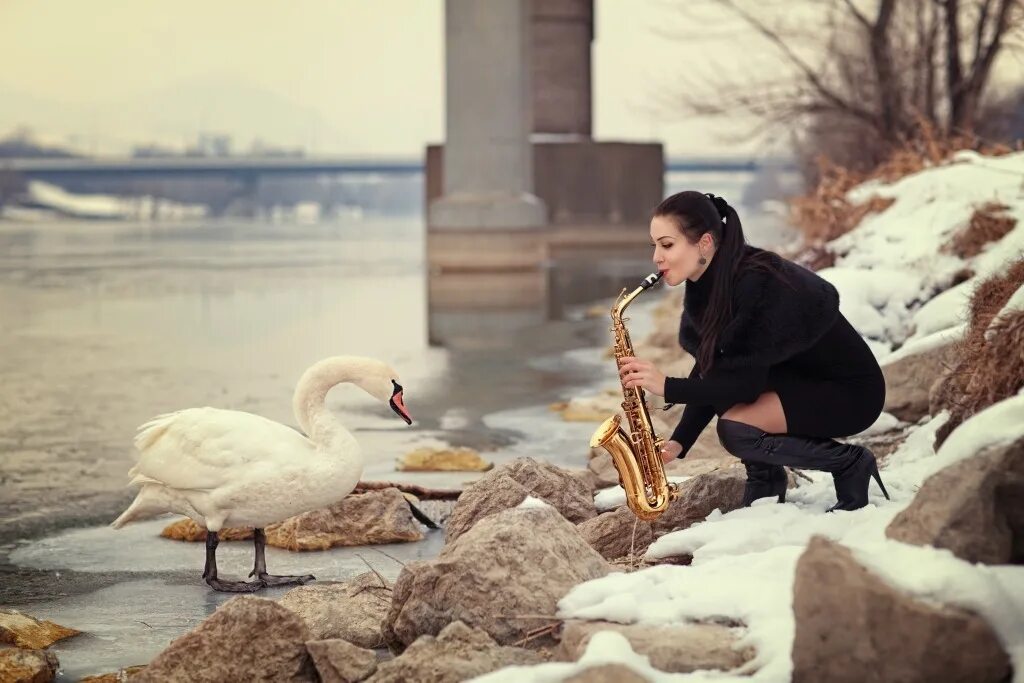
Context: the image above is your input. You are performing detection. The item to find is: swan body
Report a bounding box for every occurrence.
[111,356,411,591]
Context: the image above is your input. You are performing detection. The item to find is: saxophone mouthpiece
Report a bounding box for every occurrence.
[640,272,663,290]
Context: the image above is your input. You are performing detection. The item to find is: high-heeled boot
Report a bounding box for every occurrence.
[740,461,788,506]
[717,418,890,511]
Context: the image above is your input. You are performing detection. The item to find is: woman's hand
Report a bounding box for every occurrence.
[660,440,683,463]
[618,356,666,397]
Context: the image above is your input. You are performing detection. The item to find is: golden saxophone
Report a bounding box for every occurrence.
[590,272,680,521]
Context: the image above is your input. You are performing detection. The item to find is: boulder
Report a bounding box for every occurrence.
[791,536,1010,683]
[881,341,957,422]
[133,597,314,683]
[560,620,752,674]
[385,506,611,648]
[305,639,377,683]
[266,488,424,551]
[445,458,595,543]
[0,648,59,683]
[576,507,655,560]
[279,572,392,647]
[0,610,79,649]
[367,621,542,682]
[651,466,747,536]
[887,436,1024,564]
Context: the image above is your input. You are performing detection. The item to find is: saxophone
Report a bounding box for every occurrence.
[590,272,680,521]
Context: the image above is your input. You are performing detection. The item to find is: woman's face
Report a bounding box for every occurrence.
[650,215,713,286]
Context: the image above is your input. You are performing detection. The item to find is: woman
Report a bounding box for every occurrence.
[618,191,889,511]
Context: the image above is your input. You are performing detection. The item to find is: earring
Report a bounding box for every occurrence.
[698,254,707,265]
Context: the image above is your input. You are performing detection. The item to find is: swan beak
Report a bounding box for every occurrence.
[390,389,412,425]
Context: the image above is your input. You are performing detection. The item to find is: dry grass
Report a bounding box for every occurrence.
[789,119,1016,245]
[944,202,1017,259]
[933,257,1024,448]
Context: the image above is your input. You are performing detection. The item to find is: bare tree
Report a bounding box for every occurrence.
[665,0,1024,170]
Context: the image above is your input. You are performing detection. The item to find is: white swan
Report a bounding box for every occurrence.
[111,355,412,592]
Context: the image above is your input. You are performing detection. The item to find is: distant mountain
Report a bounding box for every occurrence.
[0,76,356,155]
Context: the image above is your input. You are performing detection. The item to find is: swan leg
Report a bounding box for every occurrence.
[247,528,315,587]
[203,530,266,593]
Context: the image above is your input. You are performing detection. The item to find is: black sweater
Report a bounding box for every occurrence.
[664,245,849,454]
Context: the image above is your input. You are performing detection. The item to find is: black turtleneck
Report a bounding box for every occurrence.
[665,251,771,453]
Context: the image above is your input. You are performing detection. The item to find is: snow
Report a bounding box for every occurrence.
[823,150,1024,358]
[474,151,1024,682]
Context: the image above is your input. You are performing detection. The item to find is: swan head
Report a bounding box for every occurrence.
[293,356,413,433]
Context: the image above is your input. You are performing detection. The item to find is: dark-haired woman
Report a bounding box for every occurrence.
[618,191,889,511]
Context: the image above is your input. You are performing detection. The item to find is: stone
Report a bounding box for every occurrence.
[0,648,59,683]
[560,621,752,674]
[564,664,650,682]
[279,572,392,647]
[887,436,1024,564]
[266,488,424,551]
[576,507,655,560]
[160,518,252,542]
[385,507,611,647]
[651,466,747,536]
[791,536,1010,683]
[133,597,314,682]
[881,341,957,422]
[445,458,595,543]
[368,621,543,683]
[396,447,492,472]
[305,639,377,683]
[79,666,147,682]
[0,610,80,649]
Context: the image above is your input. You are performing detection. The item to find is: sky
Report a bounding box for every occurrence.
[0,1,1019,159]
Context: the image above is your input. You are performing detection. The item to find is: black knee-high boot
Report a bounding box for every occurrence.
[741,461,788,506]
[717,418,889,511]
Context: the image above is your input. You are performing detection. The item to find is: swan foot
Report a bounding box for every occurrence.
[255,572,316,587]
[205,576,267,593]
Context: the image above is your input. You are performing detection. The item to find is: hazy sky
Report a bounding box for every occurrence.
[1,1,1018,158]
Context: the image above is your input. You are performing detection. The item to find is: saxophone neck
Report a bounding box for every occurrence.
[613,272,662,318]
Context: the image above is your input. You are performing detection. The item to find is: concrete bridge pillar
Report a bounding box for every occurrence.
[429,0,547,235]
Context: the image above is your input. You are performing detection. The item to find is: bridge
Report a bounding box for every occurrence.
[2,155,773,183]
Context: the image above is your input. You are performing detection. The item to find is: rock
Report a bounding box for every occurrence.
[266,488,425,551]
[306,639,377,683]
[651,466,747,536]
[576,507,655,560]
[791,536,1010,683]
[0,648,59,683]
[881,341,957,422]
[564,664,650,683]
[368,621,543,683]
[445,458,596,543]
[385,507,611,648]
[396,447,492,472]
[0,610,80,649]
[279,572,392,647]
[79,666,147,682]
[133,597,314,683]
[160,518,252,542]
[567,468,599,496]
[887,436,1024,564]
[560,620,751,674]
[587,452,621,488]
[551,390,622,422]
